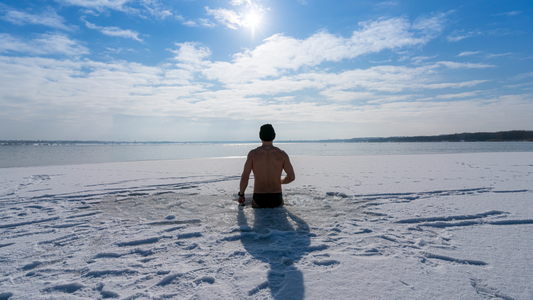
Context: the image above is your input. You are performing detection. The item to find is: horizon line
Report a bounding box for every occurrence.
[1,129,532,144]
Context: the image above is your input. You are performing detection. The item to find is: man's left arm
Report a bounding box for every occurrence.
[281,154,295,185]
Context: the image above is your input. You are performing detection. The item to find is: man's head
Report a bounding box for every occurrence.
[259,124,276,142]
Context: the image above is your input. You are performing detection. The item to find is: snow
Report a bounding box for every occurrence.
[1,153,532,299]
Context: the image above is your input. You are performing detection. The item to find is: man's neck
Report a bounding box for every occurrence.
[261,141,273,147]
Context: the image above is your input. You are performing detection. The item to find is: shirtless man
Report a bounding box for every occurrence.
[238,124,295,208]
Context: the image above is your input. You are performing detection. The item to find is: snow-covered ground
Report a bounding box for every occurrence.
[1,153,532,299]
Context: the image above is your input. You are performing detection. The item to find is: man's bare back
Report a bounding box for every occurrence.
[239,139,295,208]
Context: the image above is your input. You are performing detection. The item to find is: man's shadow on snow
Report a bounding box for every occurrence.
[237,206,310,300]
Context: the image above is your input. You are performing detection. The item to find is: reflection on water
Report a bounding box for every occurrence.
[237,207,310,300]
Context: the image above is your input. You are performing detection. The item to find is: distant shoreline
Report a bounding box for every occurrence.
[1,130,532,145]
[345,130,533,143]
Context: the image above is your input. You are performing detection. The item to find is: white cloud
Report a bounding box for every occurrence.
[486,52,514,59]
[183,20,197,26]
[0,33,89,56]
[434,91,480,99]
[56,0,171,19]
[436,61,494,69]
[411,55,438,62]
[105,47,122,53]
[492,11,522,17]
[83,19,143,42]
[198,18,216,27]
[205,6,242,29]
[200,16,444,84]
[0,50,530,140]
[420,80,489,90]
[273,96,295,102]
[356,95,533,136]
[176,15,215,28]
[412,11,450,37]
[319,90,376,102]
[1,10,530,140]
[375,1,398,8]
[56,0,131,10]
[2,9,74,31]
[457,51,481,57]
[177,15,195,26]
[169,42,212,71]
[140,0,172,19]
[447,29,482,42]
[512,72,533,80]
[504,82,533,89]
[229,0,250,5]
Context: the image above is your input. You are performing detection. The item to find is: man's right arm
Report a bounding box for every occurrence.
[239,152,253,194]
[280,154,295,185]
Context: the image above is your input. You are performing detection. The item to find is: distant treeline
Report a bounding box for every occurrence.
[2,130,533,145]
[347,130,533,143]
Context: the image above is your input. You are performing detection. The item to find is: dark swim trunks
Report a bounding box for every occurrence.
[253,193,283,208]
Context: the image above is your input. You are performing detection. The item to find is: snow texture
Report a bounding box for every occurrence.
[1,153,532,299]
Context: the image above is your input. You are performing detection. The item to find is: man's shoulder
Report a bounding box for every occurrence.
[255,145,285,152]
[250,145,288,156]
[248,147,263,156]
[271,147,289,159]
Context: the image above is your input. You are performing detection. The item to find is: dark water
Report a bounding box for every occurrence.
[1,142,532,168]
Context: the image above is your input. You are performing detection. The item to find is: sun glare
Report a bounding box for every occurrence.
[245,11,261,29]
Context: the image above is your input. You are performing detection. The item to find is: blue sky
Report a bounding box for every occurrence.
[0,0,532,141]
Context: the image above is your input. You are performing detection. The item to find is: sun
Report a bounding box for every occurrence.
[244,11,261,29]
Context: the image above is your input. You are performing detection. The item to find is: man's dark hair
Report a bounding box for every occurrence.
[259,124,276,142]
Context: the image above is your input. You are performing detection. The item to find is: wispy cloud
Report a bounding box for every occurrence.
[204,6,242,29]
[375,1,399,9]
[229,0,251,5]
[411,55,438,63]
[176,15,215,28]
[0,33,89,56]
[417,91,482,101]
[434,91,480,99]
[447,29,482,42]
[492,11,522,17]
[105,47,123,53]
[57,0,171,19]
[486,52,514,59]
[56,0,131,11]
[198,18,216,27]
[2,8,75,31]
[457,51,481,57]
[83,19,143,42]
[412,11,451,38]
[139,0,172,19]
[504,82,533,89]
[510,72,533,80]
[436,61,494,69]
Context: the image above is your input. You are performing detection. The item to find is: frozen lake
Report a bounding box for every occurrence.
[1,152,532,299]
[1,141,533,168]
